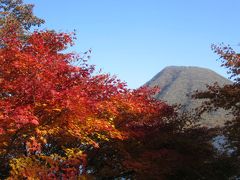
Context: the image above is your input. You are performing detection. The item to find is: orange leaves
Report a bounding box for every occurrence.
[9,150,87,179]
[0,22,174,179]
[211,44,240,81]
[26,137,41,155]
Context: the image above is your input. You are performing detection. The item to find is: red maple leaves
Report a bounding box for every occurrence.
[0,23,173,178]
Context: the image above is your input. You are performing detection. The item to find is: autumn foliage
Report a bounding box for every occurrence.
[0,14,174,178]
[1,1,240,179]
[195,44,240,167]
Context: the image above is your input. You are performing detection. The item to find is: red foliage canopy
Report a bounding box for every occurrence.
[0,24,172,178]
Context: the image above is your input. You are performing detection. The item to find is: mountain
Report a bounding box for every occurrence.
[145,66,232,127]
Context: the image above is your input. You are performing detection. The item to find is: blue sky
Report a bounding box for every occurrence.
[25,0,240,88]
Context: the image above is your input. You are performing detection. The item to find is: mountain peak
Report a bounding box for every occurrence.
[145,66,232,127]
[147,66,230,88]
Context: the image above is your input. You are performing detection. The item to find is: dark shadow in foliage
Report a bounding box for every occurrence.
[193,44,240,179]
[86,107,238,179]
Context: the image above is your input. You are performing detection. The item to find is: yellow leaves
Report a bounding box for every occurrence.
[35,128,48,136]
[35,128,41,135]
[64,148,84,158]
[9,157,43,179]
[29,136,35,141]
[34,102,46,107]
[9,155,59,179]
[109,116,115,124]
[8,149,87,179]
[39,136,47,144]
[96,133,109,141]
[42,126,60,135]
[53,108,61,112]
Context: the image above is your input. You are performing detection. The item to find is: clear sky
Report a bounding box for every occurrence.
[25,0,240,89]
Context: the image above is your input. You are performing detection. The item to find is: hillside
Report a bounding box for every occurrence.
[145,66,232,126]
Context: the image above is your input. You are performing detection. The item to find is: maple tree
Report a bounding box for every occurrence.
[0,1,239,179]
[194,44,240,178]
[0,3,174,178]
[86,107,239,179]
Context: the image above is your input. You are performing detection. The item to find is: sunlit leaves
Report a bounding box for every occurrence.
[0,16,175,178]
[9,149,87,179]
